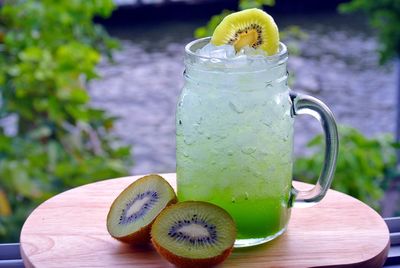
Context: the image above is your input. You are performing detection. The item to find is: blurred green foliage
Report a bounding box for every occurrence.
[194,10,233,38]
[339,0,400,63]
[294,126,398,212]
[238,0,275,10]
[0,0,132,242]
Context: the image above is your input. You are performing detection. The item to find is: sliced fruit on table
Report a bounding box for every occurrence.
[107,174,177,245]
[151,201,236,267]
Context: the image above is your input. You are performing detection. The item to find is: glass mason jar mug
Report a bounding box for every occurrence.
[176,37,338,248]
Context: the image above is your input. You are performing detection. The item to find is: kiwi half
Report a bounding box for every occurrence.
[211,8,279,55]
[151,201,236,267]
[107,174,177,245]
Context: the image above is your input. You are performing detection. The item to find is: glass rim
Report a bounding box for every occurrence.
[184,37,288,63]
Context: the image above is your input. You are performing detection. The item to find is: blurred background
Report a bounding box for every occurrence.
[0,0,399,242]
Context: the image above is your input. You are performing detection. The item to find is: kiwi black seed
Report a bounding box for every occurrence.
[151,201,236,267]
[227,23,264,49]
[107,174,177,245]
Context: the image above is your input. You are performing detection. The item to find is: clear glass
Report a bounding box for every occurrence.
[176,37,338,247]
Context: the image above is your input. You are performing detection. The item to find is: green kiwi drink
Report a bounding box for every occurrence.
[176,9,338,248]
[176,37,292,246]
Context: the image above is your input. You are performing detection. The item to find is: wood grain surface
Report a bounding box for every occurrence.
[20,173,390,268]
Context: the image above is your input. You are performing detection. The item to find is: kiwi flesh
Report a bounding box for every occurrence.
[151,201,236,267]
[211,8,279,55]
[106,174,177,245]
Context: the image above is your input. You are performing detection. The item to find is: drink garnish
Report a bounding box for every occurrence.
[211,8,279,55]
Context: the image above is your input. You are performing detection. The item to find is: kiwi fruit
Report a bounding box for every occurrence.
[151,201,236,267]
[211,8,279,55]
[107,174,177,245]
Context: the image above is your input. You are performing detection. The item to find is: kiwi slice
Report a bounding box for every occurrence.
[211,8,279,55]
[151,201,236,267]
[107,174,177,245]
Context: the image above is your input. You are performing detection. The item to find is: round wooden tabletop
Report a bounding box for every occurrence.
[20,173,390,268]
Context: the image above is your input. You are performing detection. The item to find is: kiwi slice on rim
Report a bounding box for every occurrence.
[151,201,236,267]
[107,174,177,245]
[211,8,279,55]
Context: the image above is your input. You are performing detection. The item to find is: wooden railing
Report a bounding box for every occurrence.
[0,243,23,268]
[385,217,400,267]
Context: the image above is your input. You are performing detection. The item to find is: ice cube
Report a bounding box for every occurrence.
[255,48,268,56]
[209,48,227,58]
[224,45,237,58]
[210,45,234,58]
[195,42,271,68]
[225,54,248,68]
[196,43,216,57]
[240,46,253,55]
[237,46,268,57]
[196,43,236,59]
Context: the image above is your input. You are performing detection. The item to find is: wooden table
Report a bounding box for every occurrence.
[20,173,390,267]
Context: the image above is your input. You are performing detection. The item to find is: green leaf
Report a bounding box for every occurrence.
[295,125,398,212]
[194,10,233,39]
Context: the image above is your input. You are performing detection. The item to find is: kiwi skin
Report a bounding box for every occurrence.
[152,239,233,268]
[150,201,236,267]
[111,221,151,245]
[106,174,177,245]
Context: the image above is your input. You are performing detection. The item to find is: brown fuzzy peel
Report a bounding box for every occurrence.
[152,238,233,268]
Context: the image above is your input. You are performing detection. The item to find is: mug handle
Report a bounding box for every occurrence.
[290,92,339,207]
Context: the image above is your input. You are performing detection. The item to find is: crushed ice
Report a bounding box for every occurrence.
[196,43,268,59]
[195,43,270,68]
[197,43,236,58]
